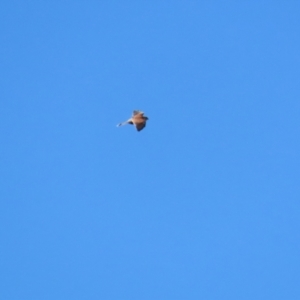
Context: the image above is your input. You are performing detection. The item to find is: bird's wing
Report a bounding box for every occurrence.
[117,118,133,127]
[135,121,146,131]
[132,110,144,116]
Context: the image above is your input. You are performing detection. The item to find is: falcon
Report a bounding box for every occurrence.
[117,110,149,131]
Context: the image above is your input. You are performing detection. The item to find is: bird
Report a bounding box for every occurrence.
[117,110,149,131]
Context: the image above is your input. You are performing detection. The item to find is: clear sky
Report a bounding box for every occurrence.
[1,1,300,299]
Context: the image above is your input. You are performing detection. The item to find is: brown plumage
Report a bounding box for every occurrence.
[117,110,149,131]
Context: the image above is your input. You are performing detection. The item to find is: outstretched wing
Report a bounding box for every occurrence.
[135,121,146,131]
[116,119,133,127]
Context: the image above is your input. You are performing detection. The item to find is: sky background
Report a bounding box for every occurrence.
[1,1,300,299]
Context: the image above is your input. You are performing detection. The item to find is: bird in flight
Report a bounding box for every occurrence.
[117,110,149,131]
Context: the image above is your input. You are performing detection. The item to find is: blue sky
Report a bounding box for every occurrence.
[1,1,300,299]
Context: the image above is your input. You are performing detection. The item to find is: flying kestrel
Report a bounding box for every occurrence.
[117,110,149,131]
